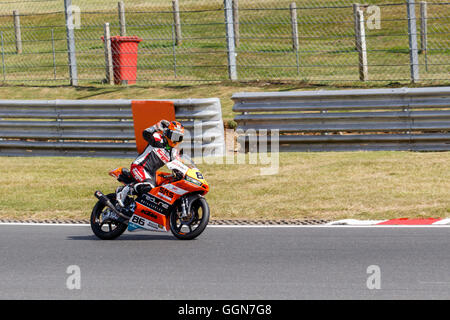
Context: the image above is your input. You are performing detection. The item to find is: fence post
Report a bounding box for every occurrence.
[172,0,182,45]
[13,10,22,54]
[0,32,5,81]
[103,23,114,85]
[355,9,368,81]
[406,0,420,82]
[290,3,299,51]
[224,0,237,81]
[290,2,300,75]
[51,29,57,80]
[64,0,78,86]
[352,3,360,50]
[118,1,126,36]
[233,0,239,47]
[420,1,428,71]
[171,24,177,78]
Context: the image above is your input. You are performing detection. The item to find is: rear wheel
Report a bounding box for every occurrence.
[90,193,127,240]
[170,197,210,240]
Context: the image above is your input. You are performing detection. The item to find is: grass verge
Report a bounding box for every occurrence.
[1,151,449,221]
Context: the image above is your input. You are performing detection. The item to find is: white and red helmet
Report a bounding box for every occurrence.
[165,121,185,147]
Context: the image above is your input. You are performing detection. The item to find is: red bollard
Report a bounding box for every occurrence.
[103,36,143,85]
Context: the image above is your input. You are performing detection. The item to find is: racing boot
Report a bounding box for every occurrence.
[116,184,132,207]
[113,185,135,223]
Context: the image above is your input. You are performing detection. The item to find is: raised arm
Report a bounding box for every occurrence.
[142,120,170,147]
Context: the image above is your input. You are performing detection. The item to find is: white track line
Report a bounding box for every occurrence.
[328,218,450,226]
[432,218,450,225]
[326,219,387,226]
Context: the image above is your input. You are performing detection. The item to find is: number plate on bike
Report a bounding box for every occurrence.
[128,214,167,232]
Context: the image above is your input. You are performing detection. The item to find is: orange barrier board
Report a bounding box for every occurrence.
[131,101,176,154]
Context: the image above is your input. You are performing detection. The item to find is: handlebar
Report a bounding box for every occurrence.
[161,168,185,181]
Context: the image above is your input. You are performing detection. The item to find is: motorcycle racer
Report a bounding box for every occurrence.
[116,119,185,210]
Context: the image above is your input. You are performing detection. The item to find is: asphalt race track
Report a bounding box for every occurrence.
[1,224,450,299]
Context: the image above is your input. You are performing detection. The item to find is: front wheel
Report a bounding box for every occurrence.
[170,196,210,240]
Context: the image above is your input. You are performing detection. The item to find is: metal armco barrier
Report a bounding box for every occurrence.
[0,99,225,157]
[232,87,450,152]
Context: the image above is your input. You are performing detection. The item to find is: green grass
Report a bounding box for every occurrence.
[0,0,448,84]
[0,152,449,221]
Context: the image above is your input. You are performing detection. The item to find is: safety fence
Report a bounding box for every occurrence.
[0,98,225,157]
[0,0,448,84]
[232,86,450,151]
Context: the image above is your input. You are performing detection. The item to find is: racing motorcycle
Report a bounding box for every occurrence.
[91,155,210,240]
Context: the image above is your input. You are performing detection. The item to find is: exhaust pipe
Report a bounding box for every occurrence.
[94,191,131,221]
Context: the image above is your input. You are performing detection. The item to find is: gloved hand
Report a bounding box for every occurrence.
[173,169,184,179]
[158,120,170,131]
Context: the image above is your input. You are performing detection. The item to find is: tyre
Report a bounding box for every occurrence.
[90,193,127,240]
[170,197,210,240]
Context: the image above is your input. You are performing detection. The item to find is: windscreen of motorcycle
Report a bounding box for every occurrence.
[179,154,197,169]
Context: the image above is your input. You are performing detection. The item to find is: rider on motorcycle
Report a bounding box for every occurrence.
[116,119,185,212]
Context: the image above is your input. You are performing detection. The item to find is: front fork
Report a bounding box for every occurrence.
[180,196,189,218]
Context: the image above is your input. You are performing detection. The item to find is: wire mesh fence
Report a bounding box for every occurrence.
[0,0,448,85]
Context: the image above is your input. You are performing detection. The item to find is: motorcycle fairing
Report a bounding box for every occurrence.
[108,167,124,179]
[150,184,185,205]
[136,193,171,215]
[128,213,167,233]
[129,193,172,232]
[186,168,207,185]
[128,201,170,232]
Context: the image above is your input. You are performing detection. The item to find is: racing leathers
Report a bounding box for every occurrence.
[116,120,181,208]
